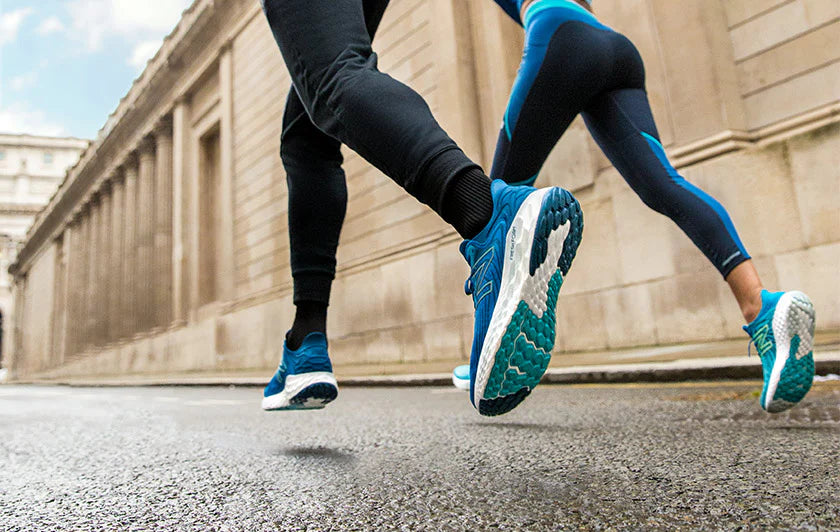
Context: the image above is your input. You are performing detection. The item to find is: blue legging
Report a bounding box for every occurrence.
[492,0,749,277]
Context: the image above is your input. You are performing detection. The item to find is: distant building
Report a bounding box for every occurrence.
[0,134,88,365]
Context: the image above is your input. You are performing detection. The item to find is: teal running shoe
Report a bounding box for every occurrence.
[743,290,816,413]
[262,332,338,411]
[461,179,582,416]
[453,364,470,390]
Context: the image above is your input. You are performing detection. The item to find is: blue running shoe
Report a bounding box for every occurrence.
[461,179,583,416]
[262,332,338,411]
[453,364,470,390]
[743,290,816,413]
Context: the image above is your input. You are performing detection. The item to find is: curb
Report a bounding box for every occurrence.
[9,356,839,388]
[542,358,840,385]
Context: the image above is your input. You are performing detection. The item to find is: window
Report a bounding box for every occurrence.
[43,152,54,165]
[198,127,221,306]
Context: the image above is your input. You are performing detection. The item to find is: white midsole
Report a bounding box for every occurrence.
[472,189,571,405]
[764,291,814,410]
[261,372,337,410]
[453,374,470,390]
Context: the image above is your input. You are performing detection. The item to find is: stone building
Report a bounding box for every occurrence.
[0,134,87,366]
[6,0,839,380]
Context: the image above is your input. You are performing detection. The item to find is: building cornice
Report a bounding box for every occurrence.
[10,0,222,276]
[0,134,89,150]
[0,203,47,215]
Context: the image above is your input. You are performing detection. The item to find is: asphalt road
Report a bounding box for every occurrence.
[1,382,838,530]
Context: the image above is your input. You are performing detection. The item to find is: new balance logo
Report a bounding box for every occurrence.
[508,226,517,262]
[752,324,773,358]
[471,248,495,306]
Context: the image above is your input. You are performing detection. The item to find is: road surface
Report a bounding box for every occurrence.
[1,382,838,530]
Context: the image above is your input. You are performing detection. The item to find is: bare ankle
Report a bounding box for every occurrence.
[741,288,763,324]
[725,260,764,324]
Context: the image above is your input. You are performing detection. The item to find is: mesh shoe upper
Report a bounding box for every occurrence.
[460,180,537,405]
[264,332,333,398]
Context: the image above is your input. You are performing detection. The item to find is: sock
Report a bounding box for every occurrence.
[441,167,494,239]
[286,301,327,350]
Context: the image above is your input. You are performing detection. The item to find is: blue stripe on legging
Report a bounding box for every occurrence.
[641,132,748,257]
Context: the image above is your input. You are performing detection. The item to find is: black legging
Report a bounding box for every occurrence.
[262,0,480,304]
[492,1,750,276]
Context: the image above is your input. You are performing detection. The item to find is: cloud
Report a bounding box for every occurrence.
[66,0,191,52]
[37,16,65,36]
[129,39,162,71]
[0,7,33,46]
[0,103,66,137]
[10,73,38,92]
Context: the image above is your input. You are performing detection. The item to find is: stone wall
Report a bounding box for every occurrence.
[8,0,839,379]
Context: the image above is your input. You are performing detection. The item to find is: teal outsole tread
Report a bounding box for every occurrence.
[292,383,338,406]
[760,292,816,412]
[774,350,814,405]
[480,270,563,417]
[479,188,583,417]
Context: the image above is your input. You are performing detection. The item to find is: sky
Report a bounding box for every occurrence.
[0,0,192,140]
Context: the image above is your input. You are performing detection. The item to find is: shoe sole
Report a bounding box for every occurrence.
[763,291,815,413]
[473,187,583,416]
[262,372,338,411]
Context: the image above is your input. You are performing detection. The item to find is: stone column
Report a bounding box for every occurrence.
[110,171,125,343]
[137,139,156,333]
[85,199,100,351]
[99,182,112,344]
[218,45,236,302]
[76,208,90,353]
[171,100,190,325]
[154,119,174,329]
[55,226,72,364]
[62,220,76,359]
[70,214,81,355]
[8,276,26,375]
[65,214,81,358]
[88,192,103,347]
[122,156,139,337]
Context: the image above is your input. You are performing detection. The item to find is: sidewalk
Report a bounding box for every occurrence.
[9,334,840,387]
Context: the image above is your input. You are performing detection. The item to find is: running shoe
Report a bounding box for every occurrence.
[743,290,816,413]
[461,179,582,416]
[453,364,470,390]
[262,332,338,411]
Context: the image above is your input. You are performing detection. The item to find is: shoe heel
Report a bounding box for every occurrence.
[529,188,583,277]
[291,382,338,409]
[784,291,815,361]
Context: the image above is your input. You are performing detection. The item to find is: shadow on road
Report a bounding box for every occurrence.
[464,421,566,433]
[764,425,840,433]
[275,445,356,463]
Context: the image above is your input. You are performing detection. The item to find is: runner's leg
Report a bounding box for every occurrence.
[261,0,491,236]
[281,0,392,349]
